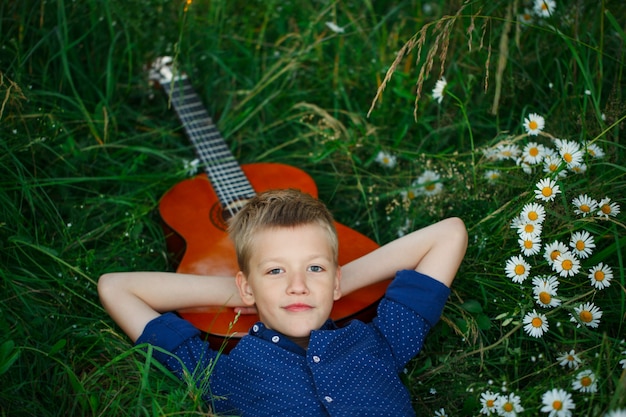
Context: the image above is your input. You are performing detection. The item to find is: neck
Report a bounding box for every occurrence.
[288,335,311,350]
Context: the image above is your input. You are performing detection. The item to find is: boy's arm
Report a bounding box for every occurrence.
[340,217,467,293]
[97,272,242,342]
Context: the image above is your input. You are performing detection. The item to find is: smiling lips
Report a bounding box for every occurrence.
[284,303,313,312]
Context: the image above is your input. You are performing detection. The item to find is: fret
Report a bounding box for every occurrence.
[159,79,256,209]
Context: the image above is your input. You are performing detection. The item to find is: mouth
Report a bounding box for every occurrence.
[283,303,313,312]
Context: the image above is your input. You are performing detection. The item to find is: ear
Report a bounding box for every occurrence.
[333,266,342,301]
[236,271,256,306]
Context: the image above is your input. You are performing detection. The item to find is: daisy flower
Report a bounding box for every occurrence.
[375,150,397,168]
[620,351,626,369]
[553,251,581,277]
[569,230,595,259]
[534,0,556,17]
[570,301,602,328]
[495,392,524,416]
[484,169,501,184]
[523,309,549,338]
[523,113,545,135]
[518,9,533,25]
[571,194,598,217]
[515,157,533,175]
[569,163,587,174]
[588,263,613,290]
[522,142,546,165]
[585,142,605,159]
[557,140,583,168]
[605,409,626,417]
[532,275,561,308]
[543,154,567,178]
[479,391,500,415]
[597,197,621,219]
[557,349,582,369]
[540,388,575,417]
[516,220,542,239]
[534,178,560,202]
[496,143,521,161]
[432,77,447,104]
[572,369,598,393]
[519,234,542,256]
[543,240,569,266]
[414,170,443,196]
[505,255,531,283]
[520,202,546,224]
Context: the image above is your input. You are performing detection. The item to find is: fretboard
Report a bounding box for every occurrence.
[161,78,256,213]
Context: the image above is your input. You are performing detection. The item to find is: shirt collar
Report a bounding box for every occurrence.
[248,320,337,355]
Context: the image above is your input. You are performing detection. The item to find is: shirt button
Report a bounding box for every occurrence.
[312,356,321,363]
[252,325,259,332]
[271,335,280,343]
[324,396,333,403]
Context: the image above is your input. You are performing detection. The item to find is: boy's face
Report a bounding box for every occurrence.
[236,223,341,338]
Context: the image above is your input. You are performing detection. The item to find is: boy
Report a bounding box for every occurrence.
[98,189,467,416]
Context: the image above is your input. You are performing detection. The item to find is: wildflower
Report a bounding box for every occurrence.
[479,391,500,415]
[432,77,447,104]
[553,252,581,277]
[496,143,522,161]
[534,0,556,17]
[557,349,582,369]
[585,142,605,158]
[620,351,626,369]
[375,150,397,168]
[522,142,546,165]
[569,163,587,174]
[183,158,200,176]
[519,234,542,256]
[569,230,595,259]
[532,275,561,308]
[495,392,524,416]
[518,9,533,25]
[414,170,443,196]
[570,301,602,328]
[484,169,501,183]
[534,178,560,202]
[543,154,567,178]
[557,140,583,168]
[540,388,575,417]
[572,194,598,217]
[605,409,626,417]
[505,255,531,283]
[324,21,345,34]
[516,220,542,240]
[588,263,613,290]
[572,369,598,393]
[523,309,549,337]
[520,202,546,224]
[523,113,545,135]
[434,408,448,417]
[516,157,533,175]
[597,197,621,219]
[543,240,569,267]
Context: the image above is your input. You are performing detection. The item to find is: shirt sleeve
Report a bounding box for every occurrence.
[373,269,451,369]
[136,312,220,382]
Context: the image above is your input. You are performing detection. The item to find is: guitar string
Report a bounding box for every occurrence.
[164,79,256,218]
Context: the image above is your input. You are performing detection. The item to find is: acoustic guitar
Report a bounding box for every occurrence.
[149,57,390,351]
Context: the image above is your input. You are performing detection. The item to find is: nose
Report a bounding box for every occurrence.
[286,271,309,295]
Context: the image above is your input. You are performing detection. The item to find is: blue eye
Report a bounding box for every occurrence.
[267,268,283,275]
[308,265,324,273]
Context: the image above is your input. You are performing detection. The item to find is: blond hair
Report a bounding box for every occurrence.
[227,189,338,275]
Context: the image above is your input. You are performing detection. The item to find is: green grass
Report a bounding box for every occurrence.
[1,0,625,415]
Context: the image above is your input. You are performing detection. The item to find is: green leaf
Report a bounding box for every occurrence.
[460,299,483,314]
[0,340,20,375]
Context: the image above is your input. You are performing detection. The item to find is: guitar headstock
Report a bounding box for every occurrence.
[148,56,186,85]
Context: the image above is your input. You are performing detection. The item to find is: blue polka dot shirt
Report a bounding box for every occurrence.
[136,269,450,416]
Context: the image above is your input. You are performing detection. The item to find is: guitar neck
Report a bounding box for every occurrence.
[160,78,256,211]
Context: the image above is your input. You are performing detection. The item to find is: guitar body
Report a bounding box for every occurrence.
[159,162,388,350]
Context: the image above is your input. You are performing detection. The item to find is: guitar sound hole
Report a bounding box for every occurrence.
[209,203,229,231]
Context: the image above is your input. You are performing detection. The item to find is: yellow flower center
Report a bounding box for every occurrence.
[515,265,526,275]
[553,400,563,410]
[562,259,573,270]
[486,399,495,407]
[539,292,552,304]
[529,120,538,130]
[532,317,543,328]
[563,153,573,163]
[503,402,513,412]
[541,3,548,11]
[594,270,605,281]
[528,211,538,221]
[542,187,553,197]
[575,241,585,251]
[524,240,534,249]
[550,250,561,261]
[601,204,611,214]
[580,310,593,323]
[580,204,590,212]
[581,376,592,387]
[529,147,539,156]
[525,224,535,233]
[549,163,558,172]
[425,184,435,191]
